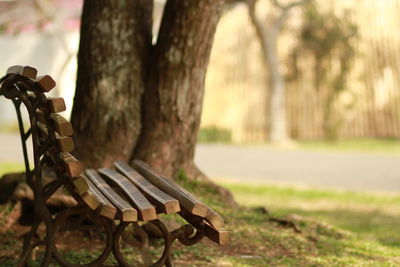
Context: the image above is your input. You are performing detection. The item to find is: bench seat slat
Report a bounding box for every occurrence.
[98,168,157,221]
[81,176,116,219]
[204,222,230,246]
[178,210,230,246]
[205,209,225,230]
[85,169,137,222]
[114,161,180,214]
[132,160,208,217]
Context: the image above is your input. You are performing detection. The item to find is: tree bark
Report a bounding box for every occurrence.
[133,0,225,179]
[71,0,153,168]
[70,0,235,204]
[247,0,307,143]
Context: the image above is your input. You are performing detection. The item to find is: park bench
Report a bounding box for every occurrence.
[0,66,230,267]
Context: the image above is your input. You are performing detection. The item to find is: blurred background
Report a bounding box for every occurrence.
[1,1,400,265]
[0,0,399,192]
[205,0,400,143]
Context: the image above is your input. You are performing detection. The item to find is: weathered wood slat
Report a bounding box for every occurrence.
[132,160,208,217]
[46,97,66,113]
[37,122,74,153]
[73,176,89,195]
[178,210,230,245]
[56,136,74,153]
[29,94,66,114]
[51,114,73,136]
[35,75,56,92]
[204,222,230,246]
[36,110,74,153]
[60,152,83,178]
[6,65,37,79]
[81,176,116,219]
[81,191,100,210]
[98,168,157,221]
[85,169,137,222]
[114,161,180,214]
[205,209,224,230]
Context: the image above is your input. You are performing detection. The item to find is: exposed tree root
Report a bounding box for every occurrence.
[269,217,302,233]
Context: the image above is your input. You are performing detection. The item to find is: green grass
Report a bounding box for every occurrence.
[297,138,400,155]
[219,180,400,266]
[199,136,400,155]
[1,161,400,266]
[198,126,232,143]
[160,178,400,266]
[0,162,24,177]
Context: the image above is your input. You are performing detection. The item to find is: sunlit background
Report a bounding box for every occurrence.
[205,0,400,142]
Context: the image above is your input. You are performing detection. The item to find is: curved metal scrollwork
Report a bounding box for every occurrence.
[113,219,206,267]
[171,223,206,246]
[51,207,114,267]
[1,73,60,267]
[113,220,174,267]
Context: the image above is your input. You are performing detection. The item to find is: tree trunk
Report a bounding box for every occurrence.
[133,0,225,179]
[266,28,288,143]
[247,0,307,144]
[71,0,153,168]
[70,0,235,205]
[247,1,289,143]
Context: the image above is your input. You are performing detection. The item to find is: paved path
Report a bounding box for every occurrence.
[195,144,400,192]
[1,134,399,192]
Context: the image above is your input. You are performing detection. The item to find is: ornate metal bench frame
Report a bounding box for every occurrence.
[0,66,229,267]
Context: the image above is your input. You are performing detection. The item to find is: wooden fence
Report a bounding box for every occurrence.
[201,0,400,142]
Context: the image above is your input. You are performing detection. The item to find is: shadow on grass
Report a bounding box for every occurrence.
[279,207,400,248]
[220,206,398,267]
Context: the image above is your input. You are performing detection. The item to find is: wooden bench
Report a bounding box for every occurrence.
[0,66,230,267]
